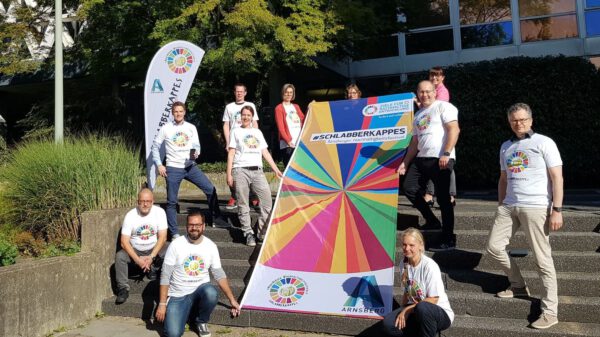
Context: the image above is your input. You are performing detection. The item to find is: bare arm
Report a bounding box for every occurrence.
[439,120,460,169]
[226,148,236,188]
[150,229,167,258]
[262,148,283,178]
[498,170,507,205]
[395,296,439,329]
[548,166,564,231]
[216,278,241,317]
[223,122,231,150]
[120,234,150,271]
[397,136,419,175]
[155,284,169,322]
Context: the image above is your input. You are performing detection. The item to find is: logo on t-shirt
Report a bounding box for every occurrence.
[243,134,260,149]
[404,279,425,303]
[507,151,529,173]
[268,276,307,307]
[135,224,156,240]
[171,131,190,147]
[286,110,301,124]
[415,113,431,131]
[183,255,205,276]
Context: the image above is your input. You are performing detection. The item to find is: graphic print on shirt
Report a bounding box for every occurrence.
[404,279,425,303]
[286,109,301,125]
[243,134,260,150]
[183,255,205,276]
[415,113,431,131]
[172,131,190,147]
[507,151,529,173]
[135,224,156,240]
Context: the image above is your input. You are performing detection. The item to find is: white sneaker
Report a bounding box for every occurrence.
[531,313,558,329]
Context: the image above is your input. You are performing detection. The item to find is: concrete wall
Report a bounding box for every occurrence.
[0,208,126,337]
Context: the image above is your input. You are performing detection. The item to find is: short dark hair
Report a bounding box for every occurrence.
[234,83,247,91]
[172,101,186,112]
[429,66,445,77]
[187,210,205,223]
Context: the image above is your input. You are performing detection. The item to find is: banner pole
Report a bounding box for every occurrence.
[54,0,64,144]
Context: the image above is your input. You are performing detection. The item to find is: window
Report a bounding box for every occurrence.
[460,0,513,48]
[518,0,578,42]
[585,0,600,36]
[401,0,453,54]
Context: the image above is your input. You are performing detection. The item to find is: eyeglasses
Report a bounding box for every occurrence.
[187,223,204,228]
[137,200,153,204]
[510,118,531,124]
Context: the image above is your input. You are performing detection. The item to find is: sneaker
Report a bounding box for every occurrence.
[226,197,237,210]
[211,216,231,228]
[196,323,211,337]
[146,269,159,281]
[115,288,129,304]
[496,286,530,298]
[429,241,456,252]
[246,235,256,247]
[530,313,558,329]
[419,221,442,231]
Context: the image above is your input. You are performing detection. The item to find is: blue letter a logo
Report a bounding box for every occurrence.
[344,275,384,308]
[151,79,164,93]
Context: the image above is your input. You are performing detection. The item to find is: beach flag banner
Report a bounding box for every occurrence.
[241,93,415,318]
[144,40,205,189]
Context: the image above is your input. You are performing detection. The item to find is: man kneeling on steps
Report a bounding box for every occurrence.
[156,211,241,337]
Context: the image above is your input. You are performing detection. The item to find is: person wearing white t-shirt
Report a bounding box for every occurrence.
[223,83,259,209]
[115,188,168,304]
[382,228,453,336]
[486,103,563,330]
[274,83,305,167]
[156,211,240,337]
[151,101,229,239]
[397,81,460,251]
[227,105,283,246]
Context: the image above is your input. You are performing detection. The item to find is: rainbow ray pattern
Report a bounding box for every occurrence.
[259,94,414,274]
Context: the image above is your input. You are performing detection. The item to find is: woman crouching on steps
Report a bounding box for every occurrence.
[382,228,454,337]
[226,105,283,247]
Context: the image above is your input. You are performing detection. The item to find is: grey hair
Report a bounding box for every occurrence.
[507,103,532,119]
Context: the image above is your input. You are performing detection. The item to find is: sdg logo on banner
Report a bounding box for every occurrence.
[268,276,308,307]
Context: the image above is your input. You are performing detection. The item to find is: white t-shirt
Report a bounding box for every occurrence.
[163,235,222,298]
[413,100,458,159]
[223,101,259,131]
[279,103,303,149]
[401,255,454,323]
[121,206,168,251]
[229,127,268,168]
[152,121,200,168]
[500,132,562,208]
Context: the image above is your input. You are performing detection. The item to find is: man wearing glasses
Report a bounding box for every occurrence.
[115,188,168,304]
[398,80,460,251]
[486,103,563,329]
[156,211,240,337]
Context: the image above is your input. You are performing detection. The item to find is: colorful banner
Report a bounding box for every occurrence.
[144,40,205,189]
[241,93,414,318]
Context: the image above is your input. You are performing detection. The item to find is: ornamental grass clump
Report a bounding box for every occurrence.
[0,134,141,241]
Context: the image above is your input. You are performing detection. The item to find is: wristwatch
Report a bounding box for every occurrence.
[552,206,562,213]
[443,151,451,156]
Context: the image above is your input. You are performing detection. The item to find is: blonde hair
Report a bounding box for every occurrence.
[400,227,425,285]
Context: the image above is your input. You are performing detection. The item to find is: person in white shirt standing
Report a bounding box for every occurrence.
[152,101,229,240]
[156,211,240,337]
[222,83,259,209]
[115,188,168,304]
[486,102,563,330]
[397,81,460,251]
[227,105,283,246]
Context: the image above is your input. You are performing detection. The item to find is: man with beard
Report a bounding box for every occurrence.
[155,211,240,337]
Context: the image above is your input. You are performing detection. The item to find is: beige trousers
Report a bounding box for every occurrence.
[486,205,558,316]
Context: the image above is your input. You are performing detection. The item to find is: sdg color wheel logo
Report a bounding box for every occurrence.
[268,276,307,306]
[184,255,205,276]
[507,151,529,173]
[166,48,194,74]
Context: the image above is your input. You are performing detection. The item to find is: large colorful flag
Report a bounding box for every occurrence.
[144,41,205,189]
[241,93,414,318]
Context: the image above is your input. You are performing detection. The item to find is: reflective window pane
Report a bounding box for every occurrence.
[587,0,600,8]
[519,0,576,17]
[520,14,578,42]
[402,0,450,29]
[586,10,600,36]
[406,29,453,54]
[461,22,513,48]
[460,0,511,24]
[353,35,399,60]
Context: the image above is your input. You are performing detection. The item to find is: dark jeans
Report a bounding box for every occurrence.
[403,157,455,243]
[382,301,451,337]
[166,165,221,237]
[281,146,294,168]
[163,283,218,337]
[115,247,163,291]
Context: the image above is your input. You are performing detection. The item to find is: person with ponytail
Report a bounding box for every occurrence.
[382,228,454,336]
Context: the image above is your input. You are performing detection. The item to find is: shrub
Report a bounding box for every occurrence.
[394,55,600,188]
[0,134,142,241]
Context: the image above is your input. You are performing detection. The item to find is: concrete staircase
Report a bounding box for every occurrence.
[102,194,600,336]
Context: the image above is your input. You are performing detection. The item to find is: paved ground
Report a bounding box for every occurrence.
[57,316,344,337]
